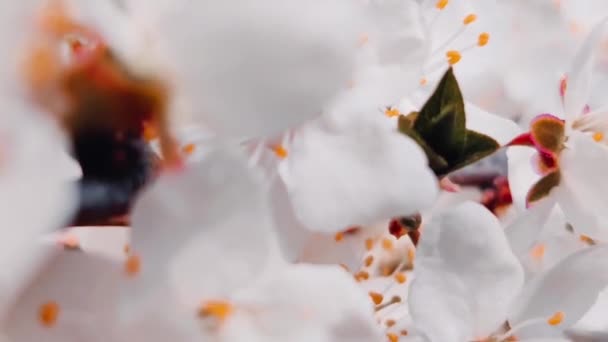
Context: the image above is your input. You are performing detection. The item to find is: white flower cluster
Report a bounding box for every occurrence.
[2,0,608,341]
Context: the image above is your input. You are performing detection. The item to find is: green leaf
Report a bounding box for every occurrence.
[414,68,467,161]
[397,68,500,176]
[446,131,500,175]
[398,116,449,172]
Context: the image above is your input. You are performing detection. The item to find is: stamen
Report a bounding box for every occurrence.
[39,301,60,327]
[369,292,384,305]
[407,248,416,263]
[496,312,566,341]
[124,254,141,277]
[355,271,370,282]
[446,50,462,65]
[530,244,545,260]
[382,238,394,251]
[593,132,604,142]
[375,296,402,312]
[385,108,401,118]
[386,319,396,327]
[463,14,477,25]
[547,311,565,326]
[198,300,233,322]
[272,145,288,159]
[59,234,80,250]
[365,238,375,251]
[182,143,196,155]
[364,255,375,267]
[387,333,399,342]
[400,330,409,336]
[419,77,428,86]
[478,33,490,47]
[334,232,344,242]
[394,273,407,284]
[559,75,568,100]
[435,0,449,10]
[142,121,158,142]
[580,235,596,245]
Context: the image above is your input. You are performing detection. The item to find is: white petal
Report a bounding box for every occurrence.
[509,245,608,337]
[410,202,524,341]
[507,146,541,211]
[129,147,274,307]
[61,226,130,261]
[505,200,556,257]
[564,17,608,122]
[3,246,123,342]
[279,112,437,233]
[233,264,382,342]
[465,103,523,145]
[130,0,367,139]
[557,131,608,240]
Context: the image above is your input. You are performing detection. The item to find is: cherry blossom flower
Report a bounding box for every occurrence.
[507,17,608,240]
[119,147,381,341]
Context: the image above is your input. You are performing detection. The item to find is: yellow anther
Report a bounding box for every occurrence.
[547,311,565,326]
[385,107,401,118]
[560,76,568,97]
[39,301,60,327]
[365,238,375,251]
[407,248,416,263]
[478,32,490,47]
[181,143,196,155]
[364,255,374,267]
[463,14,477,25]
[369,292,384,305]
[124,254,141,277]
[60,234,79,250]
[419,77,428,86]
[334,232,344,242]
[382,238,394,251]
[272,145,288,159]
[530,244,545,260]
[381,265,393,277]
[580,234,595,245]
[593,132,604,142]
[394,272,407,284]
[435,0,448,10]
[446,50,462,65]
[386,319,396,327]
[142,121,158,142]
[387,333,399,342]
[198,300,234,322]
[355,271,370,282]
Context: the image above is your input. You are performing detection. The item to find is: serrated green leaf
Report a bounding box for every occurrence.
[398,116,449,172]
[396,68,500,176]
[414,68,466,161]
[442,131,500,176]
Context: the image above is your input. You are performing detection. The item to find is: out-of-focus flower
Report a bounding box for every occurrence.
[0,110,76,317]
[119,147,380,341]
[118,0,369,139]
